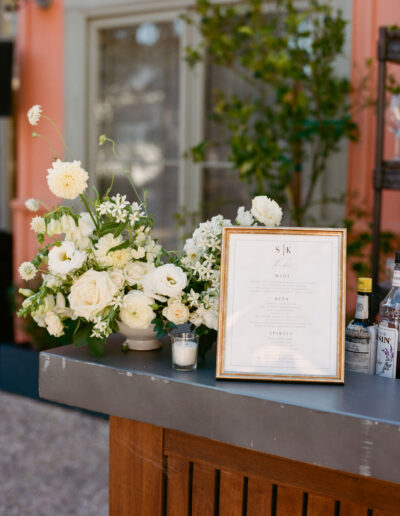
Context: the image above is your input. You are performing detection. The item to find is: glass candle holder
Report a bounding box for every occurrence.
[171,333,199,371]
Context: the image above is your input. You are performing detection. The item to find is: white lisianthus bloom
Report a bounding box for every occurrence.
[45,311,64,337]
[189,309,205,328]
[68,270,118,321]
[68,212,95,250]
[162,300,190,325]
[30,216,46,234]
[47,159,89,200]
[48,241,86,276]
[142,264,187,299]
[19,288,34,298]
[18,262,37,281]
[119,290,155,329]
[60,214,77,237]
[251,196,283,227]
[132,247,146,260]
[46,218,62,236]
[25,198,39,211]
[123,261,154,287]
[32,294,56,327]
[108,269,125,290]
[27,105,42,126]
[235,206,254,226]
[42,273,63,290]
[95,233,133,269]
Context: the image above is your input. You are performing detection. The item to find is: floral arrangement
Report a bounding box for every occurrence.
[17,105,283,356]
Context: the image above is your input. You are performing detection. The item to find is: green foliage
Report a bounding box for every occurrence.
[184,0,359,225]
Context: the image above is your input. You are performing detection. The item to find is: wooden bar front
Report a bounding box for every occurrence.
[109,416,400,516]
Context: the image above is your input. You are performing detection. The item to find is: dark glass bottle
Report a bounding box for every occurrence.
[376,251,400,379]
[345,277,376,374]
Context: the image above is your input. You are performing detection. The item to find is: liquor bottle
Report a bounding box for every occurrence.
[345,277,376,374]
[376,251,400,379]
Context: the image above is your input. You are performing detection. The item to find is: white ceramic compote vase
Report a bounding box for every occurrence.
[117,321,161,351]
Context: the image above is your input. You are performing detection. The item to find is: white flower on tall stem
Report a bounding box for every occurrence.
[30,216,46,234]
[18,262,37,281]
[47,159,89,200]
[25,198,39,212]
[119,290,156,329]
[27,105,42,126]
[251,195,283,227]
[48,241,86,276]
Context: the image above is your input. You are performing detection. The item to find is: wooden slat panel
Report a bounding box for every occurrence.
[307,493,335,515]
[166,455,190,516]
[276,486,303,516]
[339,501,368,515]
[192,462,216,516]
[374,510,399,516]
[219,470,244,515]
[109,416,163,516]
[164,429,400,514]
[247,476,273,516]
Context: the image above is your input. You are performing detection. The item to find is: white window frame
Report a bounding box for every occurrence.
[65,0,352,229]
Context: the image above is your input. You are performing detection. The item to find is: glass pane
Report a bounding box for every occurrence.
[95,20,181,248]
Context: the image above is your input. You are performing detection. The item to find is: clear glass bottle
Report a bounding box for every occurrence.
[376,251,400,379]
[345,277,376,374]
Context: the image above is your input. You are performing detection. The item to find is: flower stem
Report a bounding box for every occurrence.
[79,194,98,229]
[42,115,74,161]
[32,132,59,159]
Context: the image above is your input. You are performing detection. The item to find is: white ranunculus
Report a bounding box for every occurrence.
[47,159,89,200]
[251,196,282,227]
[48,241,86,276]
[235,206,254,226]
[25,198,39,211]
[123,261,154,287]
[27,105,42,126]
[18,262,37,281]
[30,216,46,234]
[45,311,64,337]
[162,300,190,325]
[142,264,187,299]
[108,269,125,290]
[119,290,155,329]
[95,233,132,269]
[68,270,118,321]
[47,218,62,236]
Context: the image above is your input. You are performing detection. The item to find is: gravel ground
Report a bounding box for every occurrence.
[0,391,108,516]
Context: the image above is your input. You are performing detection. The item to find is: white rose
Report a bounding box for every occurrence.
[119,290,155,329]
[251,196,283,227]
[68,270,118,321]
[108,269,125,290]
[45,311,64,337]
[235,206,254,226]
[162,300,190,325]
[123,261,154,287]
[142,264,187,298]
[48,241,86,276]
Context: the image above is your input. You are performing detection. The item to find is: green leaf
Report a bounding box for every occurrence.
[107,240,131,254]
[88,338,105,357]
[73,324,92,348]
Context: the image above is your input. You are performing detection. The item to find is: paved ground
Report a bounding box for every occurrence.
[0,391,108,516]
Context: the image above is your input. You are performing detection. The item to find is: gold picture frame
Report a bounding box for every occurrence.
[216,227,346,383]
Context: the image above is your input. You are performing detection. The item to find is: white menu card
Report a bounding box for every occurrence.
[216,227,346,382]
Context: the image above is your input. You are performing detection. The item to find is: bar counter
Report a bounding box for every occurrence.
[39,337,400,515]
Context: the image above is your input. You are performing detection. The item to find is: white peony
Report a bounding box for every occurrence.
[45,311,64,337]
[25,198,39,211]
[18,262,37,281]
[27,105,42,126]
[47,159,89,200]
[30,216,46,234]
[251,196,282,227]
[123,261,154,287]
[119,290,155,329]
[68,270,118,321]
[142,264,187,299]
[48,241,86,276]
[235,206,254,226]
[95,233,132,269]
[46,218,62,236]
[162,300,190,325]
[108,269,125,290]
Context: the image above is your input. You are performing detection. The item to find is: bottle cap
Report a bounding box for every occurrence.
[396,251,400,264]
[358,277,372,293]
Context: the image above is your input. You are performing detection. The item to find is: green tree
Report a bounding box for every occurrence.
[184,0,358,226]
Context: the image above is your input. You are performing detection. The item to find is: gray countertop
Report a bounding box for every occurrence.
[39,337,400,484]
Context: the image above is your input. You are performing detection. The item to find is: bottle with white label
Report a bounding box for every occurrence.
[376,251,400,379]
[345,277,377,374]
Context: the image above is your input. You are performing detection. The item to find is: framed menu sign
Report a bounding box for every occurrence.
[216,227,346,383]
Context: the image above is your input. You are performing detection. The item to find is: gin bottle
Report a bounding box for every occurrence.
[345,277,376,374]
[376,251,400,379]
